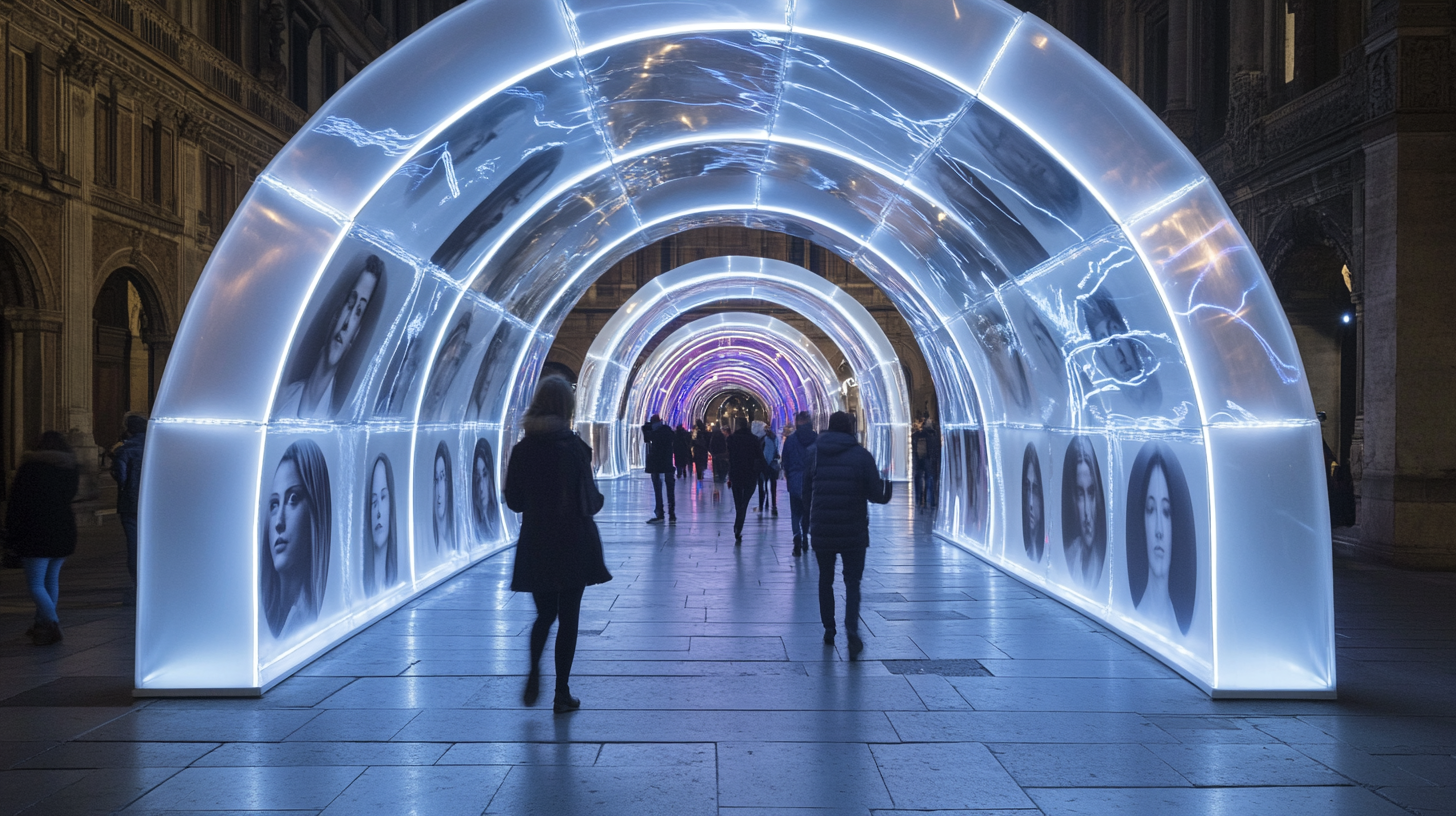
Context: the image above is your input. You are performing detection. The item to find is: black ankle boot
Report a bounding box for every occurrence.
[523,667,541,706]
[553,692,581,713]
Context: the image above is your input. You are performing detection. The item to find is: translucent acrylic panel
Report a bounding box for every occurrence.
[932,108,1119,261]
[482,177,636,322]
[586,32,785,152]
[996,285,1073,429]
[464,320,538,425]
[1206,424,1334,693]
[1130,182,1313,425]
[153,184,345,422]
[565,0,791,47]
[955,297,1040,425]
[618,141,769,197]
[741,211,865,264]
[1016,230,1199,431]
[915,323,982,428]
[136,421,265,692]
[1043,431,1114,610]
[975,15,1204,223]
[457,427,508,552]
[792,0,1018,95]
[1108,435,1213,682]
[357,428,415,601]
[354,62,606,271]
[365,275,462,420]
[417,296,504,426]
[996,428,1056,580]
[270,233,426,425]
[414,430,470,580]
[941,427,991,548]
[775,35,970,175]
[759,142,903,226]
[264,0,577,217]
[870,198,1003,322]
[847,249,953,339]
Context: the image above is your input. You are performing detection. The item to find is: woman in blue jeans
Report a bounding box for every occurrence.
[6,431,79,645]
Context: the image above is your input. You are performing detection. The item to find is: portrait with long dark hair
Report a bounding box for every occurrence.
[420,311,474,422]
[1079,290,1162,412]
[433,441,456,552]
[260,440,332,639]
[1021,443,1045,563]
[1125,442,1197,635]
[274,254,387,419]
[472,437,500,544]
[363,453,399,597]
[1060,436,1106,588]
[431,146,564,274]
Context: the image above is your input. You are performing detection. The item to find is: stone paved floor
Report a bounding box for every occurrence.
[1,475,1454,815]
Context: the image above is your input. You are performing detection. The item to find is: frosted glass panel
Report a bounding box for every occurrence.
[564,0,791,47]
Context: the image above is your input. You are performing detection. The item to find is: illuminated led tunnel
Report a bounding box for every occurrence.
[140,0,1334,696]
[577,256,909,479]
[619,313,845,470]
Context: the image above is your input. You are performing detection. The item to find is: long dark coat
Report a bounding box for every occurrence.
[802,431,892,551]
[692,430,710,469]
[6,450,80,558]
[726,427,763,485]
[642,421,676,474]
[673,427,693,468]
[505,420,612,592]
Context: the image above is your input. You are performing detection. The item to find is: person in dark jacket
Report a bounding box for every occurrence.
[726,417,763,543]
[911,417,942,510]
[642,414,677,524]
[7,431,80,646]
[506,376,612,713]
[708,423,729,484]
[110,413,147,586]
[691,419,710,480]
[803,412,892,658]
[780,411,819,557]
[673,424,692,480]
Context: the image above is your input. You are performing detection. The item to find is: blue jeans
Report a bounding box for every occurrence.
[789,492,806,540]
[650,470,675,517]
[24,557,64,624]
[120,513,138,584]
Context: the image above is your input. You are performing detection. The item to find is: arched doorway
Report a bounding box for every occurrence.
[92,268,164,451]
[0,236,53,492]
[704,390,765,430]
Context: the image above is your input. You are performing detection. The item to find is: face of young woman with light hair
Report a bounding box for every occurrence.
[370,459,391,552]
[1144,463,1171,581]
[269,459,312,580]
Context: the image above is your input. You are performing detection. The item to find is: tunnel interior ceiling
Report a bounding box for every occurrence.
[575,256,910,479]
[142,0,1333,697]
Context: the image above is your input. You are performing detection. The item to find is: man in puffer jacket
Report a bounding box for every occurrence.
[802,411,892,658]
[779,411,818,557]
[642,415,677,524]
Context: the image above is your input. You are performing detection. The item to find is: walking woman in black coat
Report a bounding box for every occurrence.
[505,376,612,712]
[6,431,80,646]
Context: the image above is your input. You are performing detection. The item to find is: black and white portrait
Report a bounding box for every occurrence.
[275,254,386,419]
[1021,443,1045,563]
[260,440,331,639]
[1061,435,1106,588]
[471,437,500,544]
[399,94,533,205]
[363,453,398,597]
[420,312,474,422]
[971,306,1032,412]
[1080,290,1162,412]
[433,440,456,552]
[1125,442,1197,635]
[965,105,1083,222]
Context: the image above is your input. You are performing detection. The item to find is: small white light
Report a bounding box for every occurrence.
[1342,313,1352,324]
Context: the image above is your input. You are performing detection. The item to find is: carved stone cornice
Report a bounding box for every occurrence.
[58,41,100,86]
[92,191,185,233]
[2,306,64,334]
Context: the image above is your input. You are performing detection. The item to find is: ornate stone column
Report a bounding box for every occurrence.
[1,307,63,474]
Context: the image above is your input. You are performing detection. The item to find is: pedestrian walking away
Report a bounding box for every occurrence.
[780,410,819,556]
[709,423,729,485]
[111,412,147,589]
[754,420,780,515]
[674,423,692,480]
[6,431,80,646]
[912,417,942,510]
[642,414,677,523]
[505,376,612,713]
[802,411,892,658]
[692,419,710,480]
[726,417,763,543]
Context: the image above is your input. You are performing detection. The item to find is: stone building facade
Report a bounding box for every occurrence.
[0,0,450,508]
[4,0,1452,567]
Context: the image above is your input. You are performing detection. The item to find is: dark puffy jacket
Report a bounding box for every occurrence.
[692,430,710,465]
[802,431,892,550]
[708,430,728,458]
[912,427,942,476]
[6,450,80,558]
[642,421,676,474]
[111,432,145,516]
[506,419,613,592]
[780,425,818,496]
[673,427,692,467]
[726,428,763,484]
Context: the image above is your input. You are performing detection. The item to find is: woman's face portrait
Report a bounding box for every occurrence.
[327,269,379,368]
[1089,313,1141,382]
[269,459,313,579]
[1024,463,1043,537]
[1074,460,1097,543]
[473,452,490,513]
[370,459,391,551]
[433,454,449,522]
[1144,463,1171,580]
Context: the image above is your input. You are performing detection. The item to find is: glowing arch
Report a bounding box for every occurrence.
[140,0,1332,697]
[620,313,844,467]
[576,256,909,478]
